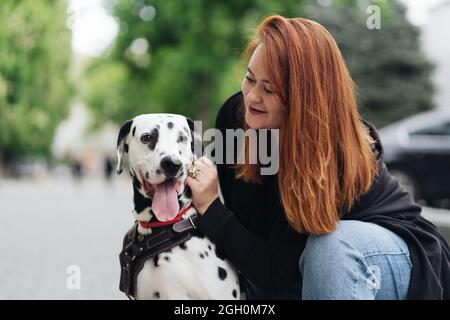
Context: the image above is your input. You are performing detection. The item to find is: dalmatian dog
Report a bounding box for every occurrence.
[116,114,240,300]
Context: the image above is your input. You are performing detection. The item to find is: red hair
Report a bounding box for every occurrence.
[236,15,378,235]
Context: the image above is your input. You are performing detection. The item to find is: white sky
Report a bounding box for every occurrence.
[399,0,447,25]
[68,0,119,57]
[68,0,448,57]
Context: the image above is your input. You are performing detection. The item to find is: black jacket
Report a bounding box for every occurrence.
[196,91,450,299]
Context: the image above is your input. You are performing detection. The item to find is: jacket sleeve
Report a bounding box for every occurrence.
[196,197,307,292]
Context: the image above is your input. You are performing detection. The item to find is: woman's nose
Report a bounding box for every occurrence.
[246,86,263,105]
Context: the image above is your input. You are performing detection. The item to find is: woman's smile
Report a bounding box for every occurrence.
[247,105,267,115]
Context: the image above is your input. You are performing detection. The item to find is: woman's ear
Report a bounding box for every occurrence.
[116,119,133,174]
[186,117,203,159]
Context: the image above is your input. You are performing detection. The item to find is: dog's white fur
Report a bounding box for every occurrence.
[118,113,240,300]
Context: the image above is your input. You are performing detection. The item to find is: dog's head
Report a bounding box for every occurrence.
[116,114,202,221]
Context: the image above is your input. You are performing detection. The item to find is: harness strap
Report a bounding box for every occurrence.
[119,214,200,299]
[173,215,199,233]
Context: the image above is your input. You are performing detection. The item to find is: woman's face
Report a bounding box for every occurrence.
[242,43,286,129]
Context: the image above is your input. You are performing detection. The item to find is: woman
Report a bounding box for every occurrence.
[186,15,450,300]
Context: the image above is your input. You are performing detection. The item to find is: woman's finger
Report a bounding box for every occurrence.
[186,175,199,186]
[191,161,210,172]
[198,156,213,165]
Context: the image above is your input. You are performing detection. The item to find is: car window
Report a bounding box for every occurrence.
[410,121,450,136]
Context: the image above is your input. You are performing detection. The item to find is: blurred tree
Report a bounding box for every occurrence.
[0,0,73,165]
[85,0,433,129]
[84,0,306,127]
[306,0,434,127]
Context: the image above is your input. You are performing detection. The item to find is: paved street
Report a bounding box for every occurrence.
[0,177,133,299]
[0,177,449,299]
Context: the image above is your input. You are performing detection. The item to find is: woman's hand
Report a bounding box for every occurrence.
[186,156,219,215]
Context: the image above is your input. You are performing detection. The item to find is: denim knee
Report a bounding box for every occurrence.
[299,220,412,300]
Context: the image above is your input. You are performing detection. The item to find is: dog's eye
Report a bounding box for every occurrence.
[177,135,187,143]
[141,134,152,143]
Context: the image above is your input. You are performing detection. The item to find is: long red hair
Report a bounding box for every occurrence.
[236,15,378,235]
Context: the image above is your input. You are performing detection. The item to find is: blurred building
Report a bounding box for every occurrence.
[52,102,118,178]
[421,0,450,110]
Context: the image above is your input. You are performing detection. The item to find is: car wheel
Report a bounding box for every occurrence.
[389,168,421,201]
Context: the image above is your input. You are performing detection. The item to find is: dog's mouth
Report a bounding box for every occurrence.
[140,174,182,222]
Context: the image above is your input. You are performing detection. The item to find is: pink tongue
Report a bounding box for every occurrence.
[152,180,180,222]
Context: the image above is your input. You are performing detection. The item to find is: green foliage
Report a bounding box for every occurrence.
[0,0,74,157]
[305,0,434,127]
[84,0,305,127]
[85,0,434,130]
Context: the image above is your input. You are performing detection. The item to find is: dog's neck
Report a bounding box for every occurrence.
[134,200,197,235]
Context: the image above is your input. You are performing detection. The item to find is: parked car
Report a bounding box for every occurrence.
[378,109,450,208]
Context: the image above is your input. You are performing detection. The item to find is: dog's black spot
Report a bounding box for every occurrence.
[156,169,161,175]
[204,251,209,257]
[187,117,195,132]
[145,172,149,179]
[132,126,136,137]
[232,289,237,298]
[167,122,174,129]
[218,267,227,280]
[146,128,159,151]
[184,186,192,198]
[132,175,142,190]
[153,255,159,267]
[208,245,212,251]
[124,144,129,153]
[154,292,160,299]
[179,242,187,250]
[134,187,152,213]
[199,253,205,259]
[179,150,181,155]
[117,119,133,148]
[156,124,160,129]
[164,256,170,262]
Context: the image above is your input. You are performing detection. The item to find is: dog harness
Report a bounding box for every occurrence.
[119,204,199,299]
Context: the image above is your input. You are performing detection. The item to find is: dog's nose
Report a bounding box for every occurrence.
[160,156,182,176]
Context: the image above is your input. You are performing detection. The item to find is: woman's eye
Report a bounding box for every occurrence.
[264,88,273,94]
[141,134,151,143]
[245,76,256,83]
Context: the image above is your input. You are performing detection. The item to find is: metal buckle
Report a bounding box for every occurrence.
[189,216,197,229]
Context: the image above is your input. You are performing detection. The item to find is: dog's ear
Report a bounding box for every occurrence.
[186,117,203,159]
[116,119,133,175]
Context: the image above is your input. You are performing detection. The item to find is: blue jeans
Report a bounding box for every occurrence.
[299,220,412,300]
